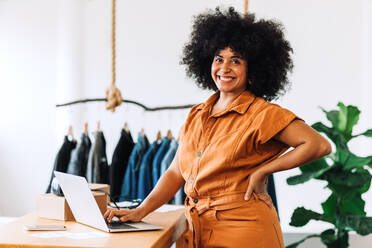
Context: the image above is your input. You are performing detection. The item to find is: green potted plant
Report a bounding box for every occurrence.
[286,102,372,248]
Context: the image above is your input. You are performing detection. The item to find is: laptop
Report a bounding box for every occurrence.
[54,171,163,233]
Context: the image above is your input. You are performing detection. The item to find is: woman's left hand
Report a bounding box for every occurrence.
[244,170,267,201]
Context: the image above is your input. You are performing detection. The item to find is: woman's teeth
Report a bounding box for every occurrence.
[219,76,234,81]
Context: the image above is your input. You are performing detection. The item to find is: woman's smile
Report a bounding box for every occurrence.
[211,47,247,97]
[217,75,236,83]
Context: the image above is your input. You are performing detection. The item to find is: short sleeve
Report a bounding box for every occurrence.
[178,124,185,143]
[254,104,302,144]
[178,103,202,144]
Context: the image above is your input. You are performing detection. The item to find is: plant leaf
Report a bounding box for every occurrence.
[336,146,350,164]
[361,129,372,137]
[285,234,320,248]
[341,193,366,216]
[327,183,356,199]
[312,122,348,149]
[321,193,337,222]
[312,122,334,139]
[326,168,371,200]
[359,178,371,194]
[320,229,336,245]
[320,229,349,248]
[287,166,330,185]
[353,129,372,138]
[337,102,348,132]
[337,102,360,140]
[325,167,371,189]
[287,173,312,185]
[340,215,372,235]
[299,158,329,173]
[321,107,339,128]
[343,152,372,170]
[290,207,331,227]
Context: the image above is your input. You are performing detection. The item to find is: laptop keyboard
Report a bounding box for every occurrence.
[107,221,138,230]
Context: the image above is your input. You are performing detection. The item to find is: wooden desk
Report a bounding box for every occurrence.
[0,209,187,248]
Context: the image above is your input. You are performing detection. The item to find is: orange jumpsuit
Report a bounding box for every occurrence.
[178,90,301,248]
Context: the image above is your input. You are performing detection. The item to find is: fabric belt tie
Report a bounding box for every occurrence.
[184,192,259,248]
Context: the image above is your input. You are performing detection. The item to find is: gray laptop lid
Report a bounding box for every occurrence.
[54,171,110,232]
[54,171,162,232]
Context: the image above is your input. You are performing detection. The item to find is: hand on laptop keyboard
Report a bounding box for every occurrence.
[105,216,121,223]
[104,207,146,223]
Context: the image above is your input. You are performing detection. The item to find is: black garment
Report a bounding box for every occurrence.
[66,133,92,177]
[45,136,77,193]
[86,131,109,184]
[267,174,279,214]
[125,130,133,144]
[109,129,134,201]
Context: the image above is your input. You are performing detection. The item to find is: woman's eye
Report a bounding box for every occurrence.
[215,58,223,63]
[232,59,240,64]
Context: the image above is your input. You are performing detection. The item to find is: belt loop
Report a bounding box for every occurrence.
[252,192,258,201]
[206,196,210,209]
[213,209,218,221]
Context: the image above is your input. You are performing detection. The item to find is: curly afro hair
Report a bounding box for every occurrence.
[181,7,293,101]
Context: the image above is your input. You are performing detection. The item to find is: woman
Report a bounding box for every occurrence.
[105,7,331,247]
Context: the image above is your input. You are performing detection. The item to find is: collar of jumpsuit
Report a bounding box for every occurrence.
[178,90,299,247]
[196,90,255,116]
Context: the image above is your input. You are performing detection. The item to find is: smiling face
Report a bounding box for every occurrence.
[211,47,248,96]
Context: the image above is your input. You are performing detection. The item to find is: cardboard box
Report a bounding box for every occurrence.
[88,183,110,202]
[37,184,109,221]
[88,183,110,192]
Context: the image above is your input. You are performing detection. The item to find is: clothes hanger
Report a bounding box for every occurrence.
[84,122,89,135]
[140,128,145,137]
[156,131,162,142]
[67,125,75,141]
[166,130,173,140]
[123,122,129,133]
[97,121,101,132]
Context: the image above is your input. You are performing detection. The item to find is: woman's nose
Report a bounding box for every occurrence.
[220,62,231,73]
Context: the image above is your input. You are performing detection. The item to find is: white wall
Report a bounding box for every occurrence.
[1,0,371,235]
[251,0,370,233]
[0,0,58,216]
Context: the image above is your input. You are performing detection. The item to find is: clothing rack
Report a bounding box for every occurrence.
[56,98,195,111]
[47,125,185,205]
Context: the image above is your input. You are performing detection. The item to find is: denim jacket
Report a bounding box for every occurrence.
[120,134,149,201]
[160,139,185,204]
[160,138,178,175]
[137,141,160,200]
[152,137,170,188]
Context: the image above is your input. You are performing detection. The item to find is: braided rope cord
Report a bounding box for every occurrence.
[244,0,249,16]
[105,0,123,112]
[112,0,116,86]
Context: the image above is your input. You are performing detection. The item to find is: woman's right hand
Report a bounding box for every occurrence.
[103,207,146,223]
